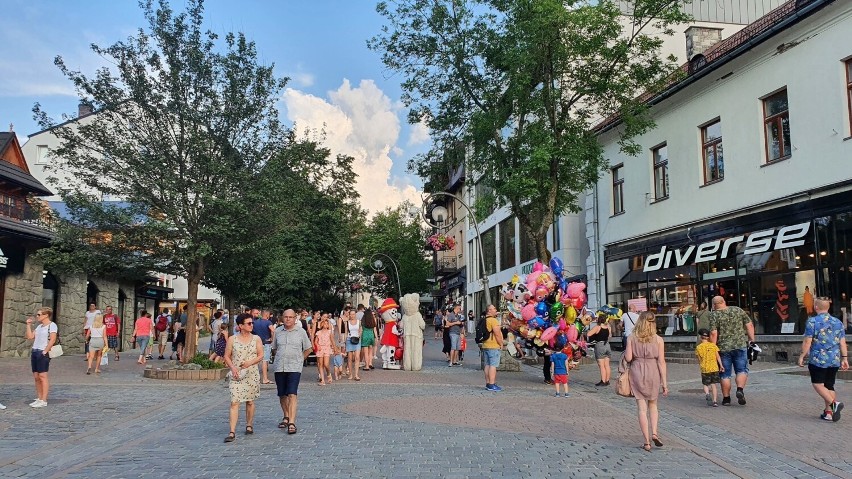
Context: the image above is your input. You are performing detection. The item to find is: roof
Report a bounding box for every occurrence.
[0,214,54,243]
[0,156,53,196]
[595,0,834,134]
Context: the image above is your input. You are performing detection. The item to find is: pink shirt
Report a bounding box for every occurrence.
[134,316,154,336]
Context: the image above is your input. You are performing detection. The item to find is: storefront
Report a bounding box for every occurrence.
[604,192,852,338]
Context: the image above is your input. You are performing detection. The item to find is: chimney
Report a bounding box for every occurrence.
[78,102,94,118]
[685,26,723,60]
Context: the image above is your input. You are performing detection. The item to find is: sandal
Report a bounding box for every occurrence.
[224,432,236,443]
[354,377,361,381]
[652,435,663,447]
[287,423,297,435]
[262,380,273,385]
[278,417,289,429]
[642,443,651,452]
[245,425,254,435]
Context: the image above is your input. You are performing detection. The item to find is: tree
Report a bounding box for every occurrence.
[34,0,287,360]
[358,202,431,298]
[370,0,690,262]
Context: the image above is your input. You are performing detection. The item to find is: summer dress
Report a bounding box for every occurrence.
[628,336,662,401]
[314,329,333,357]
[229,335,261,403]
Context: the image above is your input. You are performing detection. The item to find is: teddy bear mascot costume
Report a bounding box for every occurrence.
[400,293,425,371]
[378,298,402,370]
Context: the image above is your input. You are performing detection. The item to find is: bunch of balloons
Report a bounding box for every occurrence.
[502,257,591,365]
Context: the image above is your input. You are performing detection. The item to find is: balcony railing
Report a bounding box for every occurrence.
[435,256,457,276]
[0,193,56,231]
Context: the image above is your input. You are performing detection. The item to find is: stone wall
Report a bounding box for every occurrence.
[0,252,44,357]
[57,273,87,353]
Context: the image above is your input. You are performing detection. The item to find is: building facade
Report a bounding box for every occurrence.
[588,0,851,351]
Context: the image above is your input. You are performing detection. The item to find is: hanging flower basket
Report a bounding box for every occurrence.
[426,233,456,251]
[373,273,388,284]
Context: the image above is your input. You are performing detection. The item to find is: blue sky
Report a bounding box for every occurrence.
[0,0,426,214]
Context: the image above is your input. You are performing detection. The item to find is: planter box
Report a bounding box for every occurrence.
[144,368,228,380]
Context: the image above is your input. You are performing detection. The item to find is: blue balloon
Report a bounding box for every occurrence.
[535,302,548,316]
[527,319,538,330]
[534,316,546,328]
[554,334,567,350]
[549,257,564,276]
[559,278,569,293]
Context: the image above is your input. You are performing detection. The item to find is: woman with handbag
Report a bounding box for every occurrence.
[587,313,612,386]
[25,307,57,408]
[344,310,362,381]
[86,314,107,374]
[224,313,263,443]
[623,311,669,452]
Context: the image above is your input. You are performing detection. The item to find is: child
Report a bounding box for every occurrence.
[695,328,724,407]
[332,351,345,381]
[550,348,570,397]
[209,323,228,364]
[313,319,337,385]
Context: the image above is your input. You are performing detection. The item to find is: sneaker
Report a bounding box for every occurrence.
[820,411,833,421]
[712,402,718,407]
[448,364,452,368]
[722,397,731,406]
[29,399,47,408]
[595,381,605,387]
[485,384,493,391]
[736,389,746,405]
[831,401,843,422]
[0,402,6,410]
[490,384,503,392]
[705,393,712,406]
[554,392,560,397]
[158,356,165,360]
[563,393,571,398]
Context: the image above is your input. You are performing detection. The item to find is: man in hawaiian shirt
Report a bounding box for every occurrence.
[709,295,755,406]
[798,297,849,422]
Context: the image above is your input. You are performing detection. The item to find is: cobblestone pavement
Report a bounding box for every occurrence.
[0,338,850,478]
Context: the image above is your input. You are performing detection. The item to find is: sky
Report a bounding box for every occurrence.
[0,0,427,216]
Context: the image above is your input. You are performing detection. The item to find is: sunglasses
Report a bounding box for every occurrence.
[243,322,253,326]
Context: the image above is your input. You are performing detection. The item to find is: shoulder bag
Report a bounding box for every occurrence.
[614,342,633,397]
[48,324,64,358]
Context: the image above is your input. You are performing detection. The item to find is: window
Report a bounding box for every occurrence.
[481,227,496,275]
[36,145,49,164]
[552,217,561,251]
[652,144,669,200]
[763,89,791,162]
[611,164,624,215]
[498,217,516,270]
[846,59,852,135]
[701,120,724,184]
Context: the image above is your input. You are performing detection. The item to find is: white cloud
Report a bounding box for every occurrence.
[407,120,430,146]
[282,79,422,217]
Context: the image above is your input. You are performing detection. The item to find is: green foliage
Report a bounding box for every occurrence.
[189,353,225,369]
[371,0,690,261]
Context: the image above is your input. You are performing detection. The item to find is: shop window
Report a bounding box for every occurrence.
[611,164,624,215]
[606,258,635,293]
[762,89,791,163]
[481,227,496,275]
[846,59,852,135]
[498,217,516,270]
[701,119,724,184]
[652,144,669,201]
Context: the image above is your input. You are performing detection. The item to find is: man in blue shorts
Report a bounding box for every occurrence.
[798,297,848,422]
[251,309,274,385]
[709,295,755,406]
[271,309,313,434]
[480,304,504,392]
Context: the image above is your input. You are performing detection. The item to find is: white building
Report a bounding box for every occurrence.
[587,0,851,350]
[464,0,784,318]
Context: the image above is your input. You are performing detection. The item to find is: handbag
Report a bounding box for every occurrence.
[614,355,633,397]
[48,325,63,358]
[349,336,360,345]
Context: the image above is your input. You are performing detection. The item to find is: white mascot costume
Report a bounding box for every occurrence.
[400,293,425,371]
[378,298,402,370]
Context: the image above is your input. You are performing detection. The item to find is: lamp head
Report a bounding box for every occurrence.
[430,205,448,223]
[373,259,384,270]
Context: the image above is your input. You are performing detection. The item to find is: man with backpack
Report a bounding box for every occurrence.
[155,309,171,360]
[477,304,504,392]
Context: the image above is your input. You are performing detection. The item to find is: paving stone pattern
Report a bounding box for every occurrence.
[0,337,849,478]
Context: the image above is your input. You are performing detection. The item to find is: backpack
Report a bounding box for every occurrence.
[474,317,491,345]
[155,315,169,332]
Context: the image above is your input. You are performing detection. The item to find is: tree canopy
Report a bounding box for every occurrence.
[370,0,690,261]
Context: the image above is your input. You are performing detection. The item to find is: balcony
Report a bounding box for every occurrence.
[435,256,458,276]
[0,193,56,235]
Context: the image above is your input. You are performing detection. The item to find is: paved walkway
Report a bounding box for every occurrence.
[0,338,850,478]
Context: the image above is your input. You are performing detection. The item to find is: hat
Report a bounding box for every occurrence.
[378,298,399,314]
[747,342,761,365]
[697,328,710,337]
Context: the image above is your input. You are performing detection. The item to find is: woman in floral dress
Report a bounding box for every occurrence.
[224,313,264,443]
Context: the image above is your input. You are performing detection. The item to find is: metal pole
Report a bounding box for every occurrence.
[422,192,491,308]
[370,253,402,298]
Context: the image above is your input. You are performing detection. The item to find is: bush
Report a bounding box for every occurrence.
[190,353,225,369]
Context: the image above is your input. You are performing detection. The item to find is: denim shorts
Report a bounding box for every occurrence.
[31,350,50,373]
[263,343,272,362]
[449,333,461,350]
[346,340,361,353]
[482,348,501,367]
[719,348,748,379]
[136,336,150,353]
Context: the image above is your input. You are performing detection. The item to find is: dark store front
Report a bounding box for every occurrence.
[604,192,852,337]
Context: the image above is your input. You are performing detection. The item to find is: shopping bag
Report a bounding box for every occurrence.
[100,355,109,366]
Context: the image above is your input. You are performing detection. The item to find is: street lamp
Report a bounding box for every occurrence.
[421,192,491,308]
[369,253,402,298]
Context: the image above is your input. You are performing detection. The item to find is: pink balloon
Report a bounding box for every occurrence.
[521,303,537,321]
[558,319,567,331]
[533,261,544,272]
[566,282,586,298]
[560,294,572,306]
[534,286,548,302]
[566,326,578,343]
[573,293,586,309]
[541,327,558,342]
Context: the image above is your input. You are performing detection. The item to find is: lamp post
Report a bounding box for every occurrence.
[369,253,402,298]
[421,192,491,308]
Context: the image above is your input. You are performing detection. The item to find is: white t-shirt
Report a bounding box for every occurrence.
[621,312,639,337]
[211,318,222,335]
[84,310,101,329]
[90,326,106,338]
[34,322,58,350]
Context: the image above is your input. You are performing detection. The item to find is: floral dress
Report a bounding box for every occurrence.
[229,335,261,403]
[314,329,333,357]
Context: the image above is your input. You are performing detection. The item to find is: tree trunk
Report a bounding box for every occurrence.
[534,232,551,264]
[182,262,204,363]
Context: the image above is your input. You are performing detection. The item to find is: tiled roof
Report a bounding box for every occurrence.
[594,0,833,133]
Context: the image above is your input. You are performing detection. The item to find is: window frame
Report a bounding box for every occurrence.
[846,59,852,136]
[700,119,724,185]
[651,143,669,201]
[611,163,624,216]
[762,88,791,163]
[35,145,49,165]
